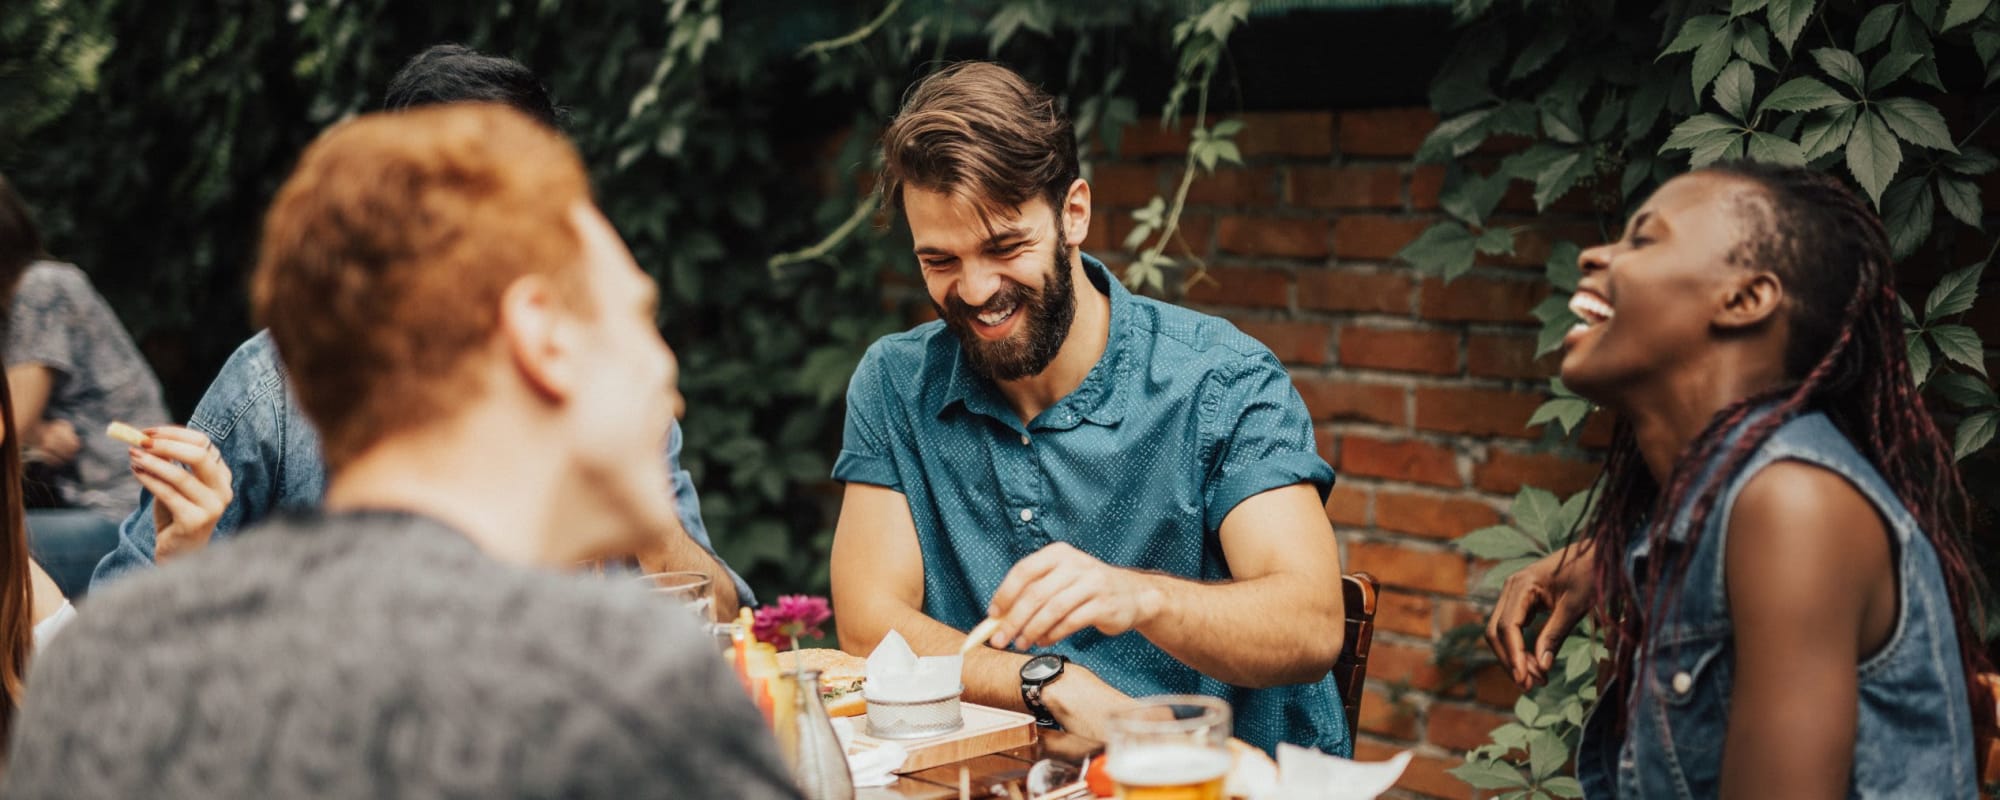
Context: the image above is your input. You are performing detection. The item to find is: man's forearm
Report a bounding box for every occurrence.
[637,525,740,622]
[838,601,1037,712]
[1134,570,1343,688]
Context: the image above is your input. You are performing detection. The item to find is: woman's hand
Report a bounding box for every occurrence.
[127,426,234,563]
[1486,543,1597,688]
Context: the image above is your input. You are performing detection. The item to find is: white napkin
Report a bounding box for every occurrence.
[862,629,962,701]
[833,718,910,787]
[1240,744,1411,800]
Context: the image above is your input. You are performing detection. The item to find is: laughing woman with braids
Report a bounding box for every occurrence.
[1485,162,1987,798]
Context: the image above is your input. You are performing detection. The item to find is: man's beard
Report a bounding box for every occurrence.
[936,235,1077,382]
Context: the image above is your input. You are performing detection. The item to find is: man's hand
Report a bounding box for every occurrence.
[28,419,80,465]
[1040,662,1138,743]
[1486,544,1595,688]
[987,542,1164,650]
[128,426,235,563]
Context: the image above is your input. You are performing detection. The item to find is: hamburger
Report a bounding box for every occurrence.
[777,648,867,717]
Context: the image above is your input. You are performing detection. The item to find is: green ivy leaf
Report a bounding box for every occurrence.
[1511,24,1569,81]
[1956,410,1999,458]
[1874,97,1959,153]
[1867,52,1928,93]
[1812,47,1867,91]
[1856,5,1902,53]
[1714,60,1757,121]
[1416,108,1495,164]
[1945,0,1994,31]
[1627,78,1669,140]
[1529,727,1569,779]
[1442,171,1511,227]
[1798,105,1860,162]
[1545,777,1587,799]
[1894,12,1950,90]
[1765,0,1816,53]
[1911,332,1937,383]
[1931,324,1989,376]
[1692,33,1736,96]
[1933,373,1999,408]
[1915,0,1945,28]
[1733,20,1776,71]
[1977,29,2000,69]
[1758,77,1850,114]
[1661,113,1741,154]
[1844,109,1901,205]
[1535,151,1591,210]
[1748,131,1808,166]
[1514,694,1543,725]
[1460,525,1546,560]
[1509,486,1564,544]
[1529,395,1592,436]
[1730,0,1769,16]
[1947,147,2000,175]
[1938,176,1981,228]
[1537,307,1582,357]
[1477,226,1518,258]
[1664,15,1729,55]
[1477,557,1541,592]
[1398,222,1480,278]
[1546,241,1582,292]
[1450,759,1532,790]
[1926,262,1985,319]
[1884,178,1936,259]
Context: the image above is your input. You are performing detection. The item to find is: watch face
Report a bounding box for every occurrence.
[1022,654,1063,682]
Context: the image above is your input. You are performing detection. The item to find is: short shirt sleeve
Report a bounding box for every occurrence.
[1200,355,1336,531]
[830,345,903,491]
[6,265,82,374]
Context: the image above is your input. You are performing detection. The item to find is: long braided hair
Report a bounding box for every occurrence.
[1579,161,1991,737]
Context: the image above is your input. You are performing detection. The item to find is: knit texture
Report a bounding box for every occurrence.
[4,511,800,799]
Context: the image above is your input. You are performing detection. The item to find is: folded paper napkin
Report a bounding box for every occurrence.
[863,630,962,701]
[832,718,909,787]
[1232,744,1412,800]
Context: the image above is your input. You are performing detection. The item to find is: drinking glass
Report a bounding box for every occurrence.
[1103,695,1232,800]
[636,571,714,622]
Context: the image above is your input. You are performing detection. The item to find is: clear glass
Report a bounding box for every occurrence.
[784,669,856,800]
[635,571,713,621]
[1103,695,1232,800]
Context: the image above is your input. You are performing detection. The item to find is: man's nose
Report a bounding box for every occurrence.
[957,260,1006,308]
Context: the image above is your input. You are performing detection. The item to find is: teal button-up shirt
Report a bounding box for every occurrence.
[834,255,1348,755]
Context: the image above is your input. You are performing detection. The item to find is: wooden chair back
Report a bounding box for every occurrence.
[1333,572,1380,737]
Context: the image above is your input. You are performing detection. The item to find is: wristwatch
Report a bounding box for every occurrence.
[1020,653,1068,728]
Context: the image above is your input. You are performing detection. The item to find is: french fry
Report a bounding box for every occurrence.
[960,617,1003,656]
[105,421,149,447]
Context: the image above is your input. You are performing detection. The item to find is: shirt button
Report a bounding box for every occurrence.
[1019,508,1034,523]
[1020,433,1030,445]
[1670,671,1693,695]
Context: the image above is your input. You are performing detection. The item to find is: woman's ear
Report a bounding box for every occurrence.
[1715,271,1785,332]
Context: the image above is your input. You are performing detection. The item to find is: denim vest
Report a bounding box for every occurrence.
[1577,411,1975,798]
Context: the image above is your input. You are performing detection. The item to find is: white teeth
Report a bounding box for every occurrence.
[1568,293,1614,324]
[977,305,1017,326]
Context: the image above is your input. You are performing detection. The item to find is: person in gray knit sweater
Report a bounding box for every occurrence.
[3,104,800,799]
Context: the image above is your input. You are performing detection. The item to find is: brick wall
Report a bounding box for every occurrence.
[1085,109,1608,799]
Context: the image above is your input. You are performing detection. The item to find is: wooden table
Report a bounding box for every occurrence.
[857,729,1102,799]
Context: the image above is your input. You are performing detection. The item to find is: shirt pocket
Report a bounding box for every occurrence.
[1633,634,1731,798]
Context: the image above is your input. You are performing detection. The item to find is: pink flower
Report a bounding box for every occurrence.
[753,595,832,650]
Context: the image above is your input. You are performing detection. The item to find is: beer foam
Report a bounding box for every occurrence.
[1104,744,1232,787]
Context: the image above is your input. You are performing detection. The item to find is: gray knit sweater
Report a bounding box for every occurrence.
[3,511,801,799]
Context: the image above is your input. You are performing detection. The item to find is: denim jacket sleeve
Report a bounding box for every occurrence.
[89,331,318,591]
[668,419,754,606]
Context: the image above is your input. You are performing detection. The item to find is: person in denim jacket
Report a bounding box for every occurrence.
[88,45,753,612]
[1486,163,1986,797]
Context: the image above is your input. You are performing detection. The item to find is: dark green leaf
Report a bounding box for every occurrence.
[1477,227,1518,258]
[1945,0,1994,31]
[1546,241,1583,292]
[1916,0,1945,28]
[1748,131,1807,166]
[1529,727,1569,779]
[1894,13,1950,90]
[1938,176,1981,228]
[1977,30,2000,67]
[1450,759,1532,791]
[1661,113,1742,153]
[1926,263,1985,319]
[1417,108,1495,164]
[1933,373,1999,408]
[1733,21,1775,70]
[1911,333,1936,383]
[1798,105,1860,162]
[1766,0,1816,53]
[1398,222,1480,278]
[1589,96,1626,141]
[1502,143,1576,182]
[1844,109,1901,205]
[1535,151,1591,210]
[1442,171,1511,227]
[1432,29,1507,114]
[1884,178,1936,259]
[1730,0,1769,15]
[1856,5,1901,53]
[1664,15,1729,55]
[1956,410,1999,458]
[1812,48,1866,90]
[1545,777,1587,799]
[1758,77,1850,114]
[1514,694,1543,725]
[1947,147,2000,175]
[1510,24,1568,81]
[1510,486,1564,542]
[1931,324,1989,375]
[1628,78,1669,140]
[1875,97,1958,152]
[1867,52,1926,93]
[1692,34,1735,95]
[1714,60,1757,121]
[1541,106,1584,144]
[1460,525,1545,560]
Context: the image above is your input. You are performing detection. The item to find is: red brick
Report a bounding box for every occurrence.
[1182,166,1282,207]
[1235,320,1331,366]
[1355,740,1473,800]
[1360,687,1419,741]
[1348,539,1469,595]
[1333,215,1430,261]
[1369,639,1451,692]
[1298,268,1415,314]
[1327,483,1371,528]
[1293,165,1403,210]
[1474,449,1602,496]
[1579,411,1619,448]
[1081,214,1130,255]
[1316,427,1339,466]
[1473,663,1525,708]
[1339,326,1459,376]
[1414,387,1548,440]
[1296,378,1406,426]
[1377,589,1434,638]
[1119,118,1193,157]
[1418,276,1544,323]
[1376,491,1500,540]
[1218,216,1329,259]
[1338,108,1441,157]
[1235,111,1337,157]
[1467,333,1554,380]
[1428,703,1515,751]
[1340,436,1460,487]
[1158,214,1213,259]
[1480,220,1601,269]
[1089,163,1162,208]
[1410,165,1447,210]
[1181,266,1289,309]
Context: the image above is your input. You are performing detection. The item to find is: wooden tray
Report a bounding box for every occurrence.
[845,702,1039,773]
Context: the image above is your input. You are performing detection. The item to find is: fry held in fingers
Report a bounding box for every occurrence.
[106,421,150,447]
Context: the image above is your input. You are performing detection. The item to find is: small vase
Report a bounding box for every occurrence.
[785,669,856,800]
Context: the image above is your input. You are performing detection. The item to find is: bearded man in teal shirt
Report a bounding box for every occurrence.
[829,62,1351,755]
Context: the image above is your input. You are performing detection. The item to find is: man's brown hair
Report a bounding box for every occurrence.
[251,103,592,469]
[879,62,1078,229]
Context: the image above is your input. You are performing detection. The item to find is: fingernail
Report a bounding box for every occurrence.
[140,439,154,449]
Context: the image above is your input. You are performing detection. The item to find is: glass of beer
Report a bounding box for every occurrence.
[1104,694,1232,800]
